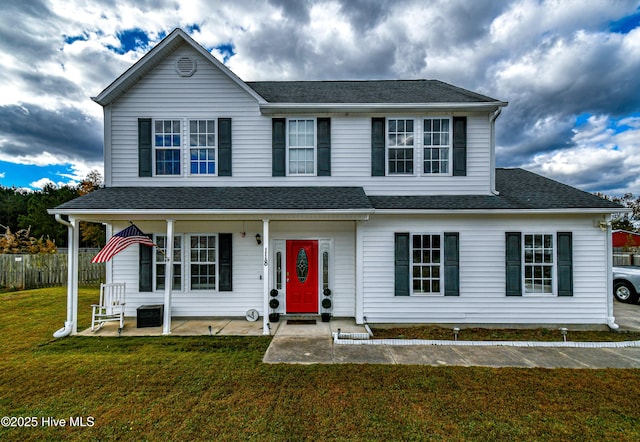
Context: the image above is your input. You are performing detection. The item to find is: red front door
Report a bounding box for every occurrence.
[286,240,318,313]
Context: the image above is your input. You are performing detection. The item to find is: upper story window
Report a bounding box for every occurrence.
[152,118,219,176]
[288,118,315,175]
[387,118,414,175]
[423,118,451,174]
[189,120,216,175]
[155,120,181,175]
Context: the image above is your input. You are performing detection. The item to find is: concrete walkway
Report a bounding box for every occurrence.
[263,303,640,368]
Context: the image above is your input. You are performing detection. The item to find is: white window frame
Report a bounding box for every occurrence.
[153,234,183,292]
[153,119,182,176]
[386,117,415,176]
[410,232,443,296]
[286,117,317,176]
[152,233,221,292]
[188,234,219,291]
[522,233,556,296]
[422,117,452,175]
[188,119,217,176]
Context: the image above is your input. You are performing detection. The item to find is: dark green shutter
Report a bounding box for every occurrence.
[219,233,232,291]
[138,118,152,177]
[505,232,522,296]
[452,116,467,176]
[139,235,153,292]
[557,232,573,296]
[218,118,232,176]
[371,118,385,176]
[444,232,460,296]
[394,233,410,296]
[317,118,331,176]
[272,118,286,176]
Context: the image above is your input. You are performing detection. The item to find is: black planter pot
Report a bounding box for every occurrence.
[269,313,280,323]
[321,312,331,322]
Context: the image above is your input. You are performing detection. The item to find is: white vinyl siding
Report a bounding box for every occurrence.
[106,43,493,194]
[361,214,608,325]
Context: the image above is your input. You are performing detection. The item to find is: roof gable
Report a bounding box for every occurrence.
[92,28,265,106]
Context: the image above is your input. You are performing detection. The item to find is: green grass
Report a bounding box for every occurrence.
[1,286,640,441]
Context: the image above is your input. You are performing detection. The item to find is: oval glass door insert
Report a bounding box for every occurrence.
[296,248,308,283]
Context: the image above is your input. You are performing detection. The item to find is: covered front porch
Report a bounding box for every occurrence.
[49,186,373,338]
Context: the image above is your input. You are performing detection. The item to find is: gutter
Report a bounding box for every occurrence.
[52,214,74,338]
[259,101,509,115]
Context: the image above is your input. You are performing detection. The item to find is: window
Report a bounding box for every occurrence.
[155,235,182,291]
[288,119,315,175]
[190,235,217,290]
[524,234,554,294]
[155,120,181,175]
[387,118,414,174]
[189,120,216,175]
[412,234,441,294]
[423,118,450,174]
[276,251,283,290]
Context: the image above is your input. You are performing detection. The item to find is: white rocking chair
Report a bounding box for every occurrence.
[91,283,126,331]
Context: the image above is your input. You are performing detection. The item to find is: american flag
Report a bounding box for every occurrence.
[92,224,155,263]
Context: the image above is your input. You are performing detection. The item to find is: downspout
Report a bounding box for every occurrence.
[605,214,619,329]
[490,108,502,196]
[53,214,74,338]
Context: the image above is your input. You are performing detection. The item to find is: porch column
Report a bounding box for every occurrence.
[69,217,80,334]
[162,219,175,335]
[262,219,270,335]
[355,220,364,324]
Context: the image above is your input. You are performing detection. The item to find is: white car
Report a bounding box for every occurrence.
[613,266,640,304]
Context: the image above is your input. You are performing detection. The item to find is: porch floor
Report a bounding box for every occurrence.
[77,316,367,337]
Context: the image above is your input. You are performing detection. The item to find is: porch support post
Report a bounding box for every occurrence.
[355,220,364,324]
[262,219,270,335]
[162,219,174,335]
[69,217,80,334]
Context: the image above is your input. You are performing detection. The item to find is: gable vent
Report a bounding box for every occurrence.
[175,56,196,77]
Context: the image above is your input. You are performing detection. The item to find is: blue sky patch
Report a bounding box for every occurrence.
[575,112,591,127]
[609,9,640,33]
[215,43,236,63]
[107,28,150,54]
[63,33,88,45]
[186,23,201,33]
[0,161,77,189]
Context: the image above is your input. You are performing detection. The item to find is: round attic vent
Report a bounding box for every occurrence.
[175,56,196,77]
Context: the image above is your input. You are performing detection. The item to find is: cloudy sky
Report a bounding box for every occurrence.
[0,0,639,195]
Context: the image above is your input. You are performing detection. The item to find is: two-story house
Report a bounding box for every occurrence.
[50,29,623,336]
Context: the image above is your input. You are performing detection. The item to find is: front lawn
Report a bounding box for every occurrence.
[1,286,640,441]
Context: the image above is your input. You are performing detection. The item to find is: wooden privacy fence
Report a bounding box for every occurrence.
[0,251,105,290]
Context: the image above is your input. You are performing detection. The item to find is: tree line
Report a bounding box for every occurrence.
[1,171,105,252]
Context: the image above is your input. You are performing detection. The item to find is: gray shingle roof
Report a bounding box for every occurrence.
[246,79,501,104]
[369,169,623,210]
[54,186,372,211]
[53,170,622,213]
